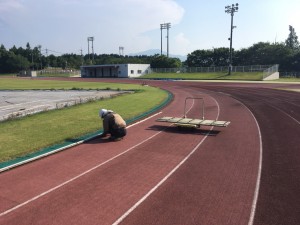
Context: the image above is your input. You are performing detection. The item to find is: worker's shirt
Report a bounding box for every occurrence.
[103,113,126,134]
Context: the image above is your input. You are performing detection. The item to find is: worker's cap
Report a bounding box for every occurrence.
[99,109,113,118]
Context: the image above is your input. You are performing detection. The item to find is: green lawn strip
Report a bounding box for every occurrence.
[140,72,263,80]
[0,77,140,90]
[0,74,16,77]
[277,78,300,82]
[276,88,300,92]
[0,84,168,163]
[37,73,73,77]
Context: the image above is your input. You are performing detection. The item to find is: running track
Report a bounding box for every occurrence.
[0,78,299,225]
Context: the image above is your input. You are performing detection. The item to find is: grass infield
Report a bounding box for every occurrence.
[0,78,168,162]
[140,72,264,81]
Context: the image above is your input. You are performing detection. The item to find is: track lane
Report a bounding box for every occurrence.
[0,85,223,224]
[117,85,261,225]
[198,84,300,225]
[0,79,263,225]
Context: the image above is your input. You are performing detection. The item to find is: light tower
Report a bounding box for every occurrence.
[160,23,171,57]
[119,46,124,56]
[87,37,94,62]
[225,3,239,75]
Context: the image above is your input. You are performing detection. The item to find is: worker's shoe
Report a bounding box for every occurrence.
[113,137,123,142]
[109,136,123,141]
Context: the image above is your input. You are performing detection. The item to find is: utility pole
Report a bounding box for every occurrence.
[80,49,83,65]
[225,3,239,75]
[160,23,171,57]
[45,48,49,68]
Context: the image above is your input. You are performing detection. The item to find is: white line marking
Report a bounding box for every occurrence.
[269,104,300,125]
[113,132,212,225]
[0,112,162,173]
[246,106,263,225]
[211,91,263,225]
[112,96,220,224]
[208,89,263,224]
[0,98,196,216]
[0,126,165,217]
[127,112,162,128]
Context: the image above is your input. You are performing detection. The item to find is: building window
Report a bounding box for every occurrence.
[131,70,134,74]
[137,70,142,74]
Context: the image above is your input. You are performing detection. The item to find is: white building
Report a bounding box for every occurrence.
[80,64,151,78]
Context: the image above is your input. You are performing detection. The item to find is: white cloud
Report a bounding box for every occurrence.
[0,0,24,12]
[0,0,185,54]
[0,0,25,24]
[173,32,190,55]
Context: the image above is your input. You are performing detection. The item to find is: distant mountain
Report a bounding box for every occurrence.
[129,49,187,62]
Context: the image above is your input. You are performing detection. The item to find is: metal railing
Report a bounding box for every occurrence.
[279,71,300,78]
[151,65,275,73]
[263,64,279,79]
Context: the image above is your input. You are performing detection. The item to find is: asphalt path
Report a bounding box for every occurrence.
[0,90,124,122]
[0,78,299,225]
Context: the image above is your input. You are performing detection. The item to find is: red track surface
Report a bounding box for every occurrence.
[0,78,299,225]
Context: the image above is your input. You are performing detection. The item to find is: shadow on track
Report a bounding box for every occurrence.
[147,125,220,136]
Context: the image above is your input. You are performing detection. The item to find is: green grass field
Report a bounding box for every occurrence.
[275,78,300,82]
[140,72,265,81]
[0,77,144,90]
[0,78,169,162]
[2,72,300,81]
[1,72,299,163]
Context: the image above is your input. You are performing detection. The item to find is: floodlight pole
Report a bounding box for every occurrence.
[87,37,94,63]
[166,23,171,57]
[160,24,163,55]
[225,3,238,75]
[160,23,171,57]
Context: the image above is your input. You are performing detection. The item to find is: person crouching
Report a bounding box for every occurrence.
[99,109,127,141]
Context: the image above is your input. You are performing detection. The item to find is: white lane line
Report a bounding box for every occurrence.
[112,131,213,225]
[246,106,263,225]
[112,96,219,225]
[210,91,262,225]
[269,104,300,125]
[0,112,162,173]
[0,98,195,216]
[127,112,162,128]
[200,90,263,225]
[0,127,165,217]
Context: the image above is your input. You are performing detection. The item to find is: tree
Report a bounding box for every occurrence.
[186,50,214,67]
[0,51,30,73]
[285,25,300,52]
[212,48,229,66]
[186,48,233,67]
[233,42,292,67]
[150,55,181,68]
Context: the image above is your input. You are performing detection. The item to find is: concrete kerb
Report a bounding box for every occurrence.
[0,91,173,173]
[0,90,132,122]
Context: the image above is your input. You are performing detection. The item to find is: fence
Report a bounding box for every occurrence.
[279,71,300,78]
[38,69,81,76]
[151,65,275,74]
[263,64,279,80]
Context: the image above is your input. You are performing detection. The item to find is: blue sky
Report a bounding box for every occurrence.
[1,0,299,57]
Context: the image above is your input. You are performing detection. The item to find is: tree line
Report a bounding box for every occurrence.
[0,43,181,73]
[186,25,300,72]
[1,25,299,73]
